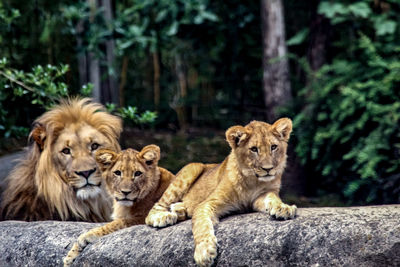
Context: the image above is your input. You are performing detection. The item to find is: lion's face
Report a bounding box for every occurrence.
[52,123,117,199]
[226,118,292,182]
[95,145,161,207]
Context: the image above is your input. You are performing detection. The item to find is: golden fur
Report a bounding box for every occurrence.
[63,146,175,266]
[146,118,297,267]
[0,98,122,222]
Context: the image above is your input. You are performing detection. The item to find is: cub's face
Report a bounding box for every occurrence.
[95,145,161,207]
[52,123,118,199]
[226,118,292,182]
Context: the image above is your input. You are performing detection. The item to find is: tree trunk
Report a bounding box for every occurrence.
[102,0,119,105]
[260,0,291,122]
[119,56,129,107]
[83,0,118,105]
[153,51,160,110]
[89,52,101,102]
[307,0,329,72]
[174,53,188,132]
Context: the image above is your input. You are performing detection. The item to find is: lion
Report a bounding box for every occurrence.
[0,98,122,222]
[146,118,297,267]
[63,145,175,266]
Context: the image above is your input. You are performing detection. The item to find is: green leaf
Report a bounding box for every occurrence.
[166,21,178,36]
[375,19,397,36]
[348,2,371,18]
[318,2,348,19]
[287,28,309,46]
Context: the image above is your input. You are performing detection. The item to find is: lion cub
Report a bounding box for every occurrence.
[146,118,297,267]
[63,145,175,266]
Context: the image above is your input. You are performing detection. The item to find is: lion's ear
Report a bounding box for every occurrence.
[95,149,118,171]
[138,145,160,167]
[271,117,292,141]
[226,125,250,149]
[29,123,46,151]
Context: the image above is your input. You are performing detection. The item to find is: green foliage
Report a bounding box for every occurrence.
[318,0,396,36]
[0,57,154,138]
[293,0,400,204]
[0,58,78,137]
[106,103,157,126]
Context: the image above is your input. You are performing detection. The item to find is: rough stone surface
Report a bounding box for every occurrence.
[0,205,399,267]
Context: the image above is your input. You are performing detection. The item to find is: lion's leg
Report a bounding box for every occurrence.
[192,199,226,267]
[253,191,297,220]
[63,218,130,266]
[146,163,205,227]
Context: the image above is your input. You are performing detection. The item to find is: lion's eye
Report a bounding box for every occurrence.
[271,144,278,151]
[91,143,100,151]
[114,170,121,176]
[62,148,71,154]
[250,147,258,153]
[134,171,143,177]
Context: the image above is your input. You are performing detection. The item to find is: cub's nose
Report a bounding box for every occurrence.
[261,167,273,173]
[75,168,96,179]
[121,190,132,196]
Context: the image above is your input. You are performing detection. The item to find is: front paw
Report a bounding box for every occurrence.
[194,237,218,267]
[267,202,297,220]
[63,242,81,267]
[63,253,75,267]
[145,211,178,228]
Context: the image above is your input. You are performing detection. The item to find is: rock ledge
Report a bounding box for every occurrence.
[0,205,399,266]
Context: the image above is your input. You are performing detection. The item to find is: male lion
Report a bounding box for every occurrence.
[146,118,297,267]
[63,146,175,266]
[0,98,122,222]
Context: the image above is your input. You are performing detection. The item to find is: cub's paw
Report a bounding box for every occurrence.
[194,237,218,267]
[145,211,178,228]
[267,202,297,220]
[170,202,187,221]
[63,242,82,267]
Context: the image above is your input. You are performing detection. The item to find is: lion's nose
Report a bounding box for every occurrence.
[75,168,96,179]
[121,190,132,196]
[261,167,273,173]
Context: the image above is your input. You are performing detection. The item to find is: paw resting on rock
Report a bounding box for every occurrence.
[267,202,297,220]
[194,237,218,267]
[146,211,178,227]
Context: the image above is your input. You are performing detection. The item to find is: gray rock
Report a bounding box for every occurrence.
[0,205,399,267]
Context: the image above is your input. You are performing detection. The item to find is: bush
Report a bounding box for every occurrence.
[293,33,400,204]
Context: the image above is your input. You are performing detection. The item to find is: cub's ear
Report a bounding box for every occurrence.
[95,149,118,171]
[29,123,46,151]
[138,145,160,167]
[226,125,250,149]
[271,117,292,141]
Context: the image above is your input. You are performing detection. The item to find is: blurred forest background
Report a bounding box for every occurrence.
[0,0,399,206]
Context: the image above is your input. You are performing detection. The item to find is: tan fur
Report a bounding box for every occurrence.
[63,146,175,267]
[146,118,297,267]
[0,98,122,222]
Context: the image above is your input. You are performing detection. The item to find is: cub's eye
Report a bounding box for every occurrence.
[250,147,258,153]
[61,148,71,154]
[114,170,121,176]
[134,171,143,177]
[91,143,100,151]
[145,160,153,166]
[271,144,278,151]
